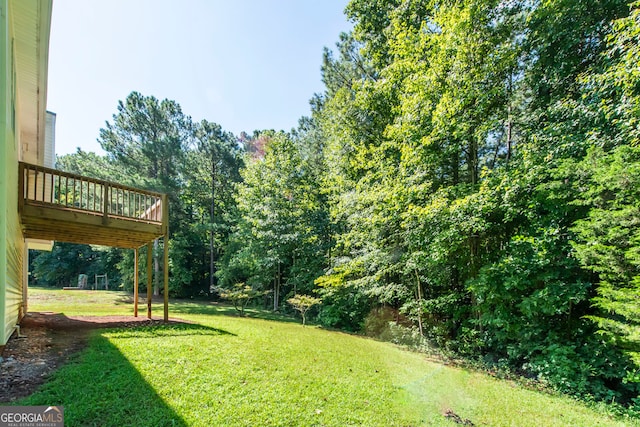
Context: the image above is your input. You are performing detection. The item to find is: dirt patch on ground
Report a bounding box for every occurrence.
[0,312,180,403]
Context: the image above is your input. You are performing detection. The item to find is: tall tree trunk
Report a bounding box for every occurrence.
[452,149,460,185]
[468,137,478,185]
[414,269,423,336]
[273,271,278,312]
[506,73,514,164]
[210,150,216,293]
[273,262,281,312]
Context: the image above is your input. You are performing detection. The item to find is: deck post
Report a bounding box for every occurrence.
[147,241,153,319]
[163,194,169,322]
[133,247,139,317]
[163,234,169,322]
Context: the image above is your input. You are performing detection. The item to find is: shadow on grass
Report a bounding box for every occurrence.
[89,290,300,325]
[18,334,187,426]
[22,312,234,336]
[168,300,300,324]
[102,322,236,339]
[13,314,238,426]
[16,320,237,426]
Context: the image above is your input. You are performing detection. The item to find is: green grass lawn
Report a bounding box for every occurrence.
[16,287,639,426]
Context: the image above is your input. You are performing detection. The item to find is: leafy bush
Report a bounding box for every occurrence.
[316,286,371,332]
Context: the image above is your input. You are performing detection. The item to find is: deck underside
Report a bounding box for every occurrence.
[21,203,164,248]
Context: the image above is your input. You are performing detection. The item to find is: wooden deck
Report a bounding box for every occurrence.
[19,162,168,249]
[18,162,171,321]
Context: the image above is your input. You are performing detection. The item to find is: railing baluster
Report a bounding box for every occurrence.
[33,167,38,202]
[103,184,109,224]
[18,162,163,224]
[56,172,60,205]
[64,175,68,206]
[24,165,29,201]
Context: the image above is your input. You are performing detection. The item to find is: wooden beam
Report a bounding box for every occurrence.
[21,204,164,248]
[147,241,153,319]
[22,204,163,232]
[134,247,139,317]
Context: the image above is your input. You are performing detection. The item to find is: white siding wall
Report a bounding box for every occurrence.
[1,0,52,345]
[1,6,24,344]
[4,217,24,343]
[0,0,14,345]
[1,0,28,344]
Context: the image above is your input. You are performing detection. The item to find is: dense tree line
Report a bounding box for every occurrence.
[33,93,244,298]
[311,0,639,403]
[31,0,640,405]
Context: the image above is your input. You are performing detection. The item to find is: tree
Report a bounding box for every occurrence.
[572,146,640,354]
[98,92,192,295]
[218,283,264,316]
[310,0,637,401]
[99,91,191,192]
[30,242,118,288]
[220,131,329,311]
[165,120,244,297]
[570,4,640,358]
[288,294,322,326]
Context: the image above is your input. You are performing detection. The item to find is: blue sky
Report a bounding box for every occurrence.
[47,0,352,155]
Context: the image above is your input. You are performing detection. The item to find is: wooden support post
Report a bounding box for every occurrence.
[134,247,139,317]
[162,194,169,322]
[147,241,153,319]
[163,234,169,322]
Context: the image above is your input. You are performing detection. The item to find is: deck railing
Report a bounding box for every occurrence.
[19,162,164,224]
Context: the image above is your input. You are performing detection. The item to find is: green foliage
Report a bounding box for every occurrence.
[219,131,330,311]
[287,294,322,325]
[32,0,640,408]
[305,0,640,404]
[45,93,243,298]
[31,243,120,288]
[98,91,190,192]
[572,145,640,358]
[218,283,265,316]
[315,277,372,331]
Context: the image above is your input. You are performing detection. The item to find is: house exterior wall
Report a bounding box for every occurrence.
[0,0,51,345]
[0,0,24,345]
[0,0,9,345]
